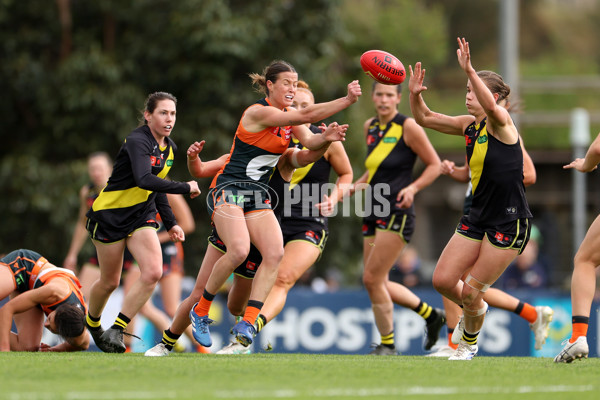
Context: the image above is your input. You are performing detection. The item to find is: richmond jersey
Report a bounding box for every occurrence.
[465,119,532,225]
[285,125,332,224]
[211,98,292,189]
[364,113,416,218]
[86,125,188,234]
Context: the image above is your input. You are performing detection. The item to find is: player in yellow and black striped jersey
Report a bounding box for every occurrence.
[352,82,444,355]
[409,37,533,360]
[84,92,200,353]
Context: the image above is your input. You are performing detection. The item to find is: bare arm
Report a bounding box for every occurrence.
[563,131,600,172]
[187,140,229,178]
[408,62,474,136]
[441,159,470,183]
[521,139,537,187]
[243,81,361,132]
[315,142,354,216]
[397,118,442,208]
[456,37,518,144]
[0,286,59,351]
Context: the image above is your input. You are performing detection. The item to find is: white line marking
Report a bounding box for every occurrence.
[2,386,595,400]
[213,385,597,398]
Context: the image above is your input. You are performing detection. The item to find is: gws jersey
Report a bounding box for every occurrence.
[211,98,292,189]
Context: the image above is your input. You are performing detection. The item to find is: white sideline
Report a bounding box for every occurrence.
[214,385,596,398]
[2,386,595,400]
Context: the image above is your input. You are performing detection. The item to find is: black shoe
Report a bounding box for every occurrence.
[369,343,398,355]
[98,327,127,353]
[86,323,113,353]
[424,308,446,351]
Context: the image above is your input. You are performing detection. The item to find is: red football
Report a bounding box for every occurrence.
[360,50,406,85]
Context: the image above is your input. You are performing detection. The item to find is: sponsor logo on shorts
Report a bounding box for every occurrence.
[304,231,318,244]
[505,206,517,215]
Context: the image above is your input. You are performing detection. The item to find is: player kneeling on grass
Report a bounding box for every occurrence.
[0,249,89,352]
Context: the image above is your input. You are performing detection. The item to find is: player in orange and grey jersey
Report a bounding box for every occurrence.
[0,249,88,352]
[188,60,360,350]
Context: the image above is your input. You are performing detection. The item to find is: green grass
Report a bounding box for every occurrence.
[0,353,598,400]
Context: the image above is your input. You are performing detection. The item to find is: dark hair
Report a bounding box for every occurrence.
[249,60,297,96]
[140,91,177,125]
[54,304,86,338]
[477,71,510,103]
[372,81,402,94]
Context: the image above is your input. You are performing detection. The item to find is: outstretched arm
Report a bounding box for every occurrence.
[408,62,473,136]
[396,119,442,208]
[187,141,229,178]
[563,132,600,172]
[456,37,516,144]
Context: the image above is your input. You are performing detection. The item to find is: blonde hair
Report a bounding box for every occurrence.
[296,80,315,103]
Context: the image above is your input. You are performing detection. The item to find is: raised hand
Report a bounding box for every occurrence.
[345,80,362,104]
[456,37,474,74]
[408,62,428,96]
[187,140,206,161]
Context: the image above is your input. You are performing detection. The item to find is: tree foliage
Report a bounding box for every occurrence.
[3,0,596,284]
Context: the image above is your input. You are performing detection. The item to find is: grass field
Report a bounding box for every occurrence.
[0,353,597,400]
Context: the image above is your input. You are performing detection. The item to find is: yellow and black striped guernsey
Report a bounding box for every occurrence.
[465,119,532,226]
[86,125,189,238]
[364,113,416,218]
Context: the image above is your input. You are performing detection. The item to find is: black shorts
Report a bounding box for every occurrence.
[455,215,531,255]
[281,218,328,258]
[362,212,415,243]
[87,248,136,272]
[208,228,262,279]
[206,182,272,216]
[86,218,159,244]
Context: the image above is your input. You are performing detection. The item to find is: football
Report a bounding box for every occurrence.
[360,50,406,85]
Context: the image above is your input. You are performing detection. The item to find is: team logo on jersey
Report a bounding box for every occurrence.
[477,135,488,144]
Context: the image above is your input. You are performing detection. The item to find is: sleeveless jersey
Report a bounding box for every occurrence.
[211,98,292,189]
[0,249,86,316]
[285,125,332,225]
[465,119,532,225]
[364,113,416,217]
[268,166,288,222]
[86,125,188,233]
